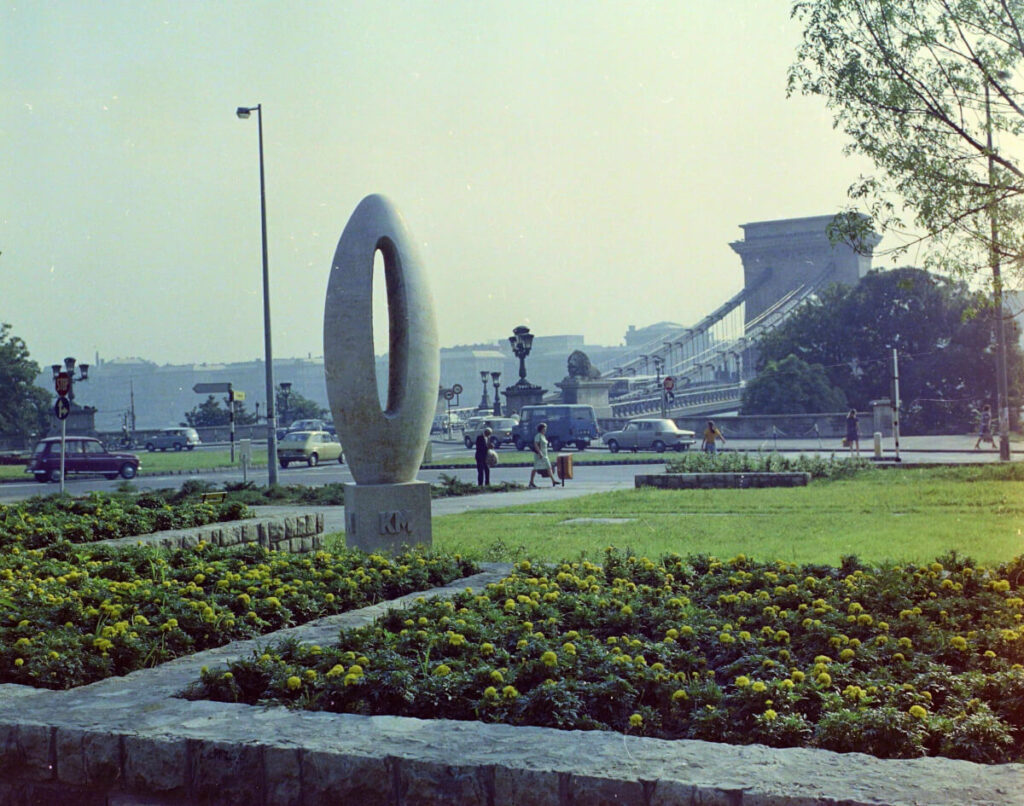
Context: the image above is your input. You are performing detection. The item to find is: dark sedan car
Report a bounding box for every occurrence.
[26,436,141,483]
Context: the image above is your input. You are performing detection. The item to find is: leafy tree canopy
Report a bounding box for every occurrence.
[789,0,1024,285]
[276,388,328,425]
[753,268,1022,431]
[183,395,258,428]
[0,323,51,440]
[741,354,848,415]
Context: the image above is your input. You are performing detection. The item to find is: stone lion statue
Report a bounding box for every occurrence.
[567,350,601,380]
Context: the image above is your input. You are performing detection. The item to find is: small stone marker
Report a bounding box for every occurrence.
[324,194,440,551]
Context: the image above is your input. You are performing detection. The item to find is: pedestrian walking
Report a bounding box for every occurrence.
[702,420,726,454]
[474,427,492,486]
[974,404,996,449]
[529,423,559,488]
[845,410,860,456]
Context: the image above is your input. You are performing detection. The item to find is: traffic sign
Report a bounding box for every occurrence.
[55,372,71,397]
[193,382,232,394]
[452,383,463,395]
[231,390,246,401]
[443,389,455,401]
[663,376,675,391]
[54,398,71,420]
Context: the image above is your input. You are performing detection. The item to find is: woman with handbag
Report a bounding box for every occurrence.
[529,423,559,488]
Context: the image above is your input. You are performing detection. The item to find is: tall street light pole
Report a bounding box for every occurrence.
[985,77,1011,461]
[236,103,279,484]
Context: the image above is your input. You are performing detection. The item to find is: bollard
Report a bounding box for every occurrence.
[873,432,882,459]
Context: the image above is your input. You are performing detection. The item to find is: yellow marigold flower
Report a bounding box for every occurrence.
[672,689,689,702]
[719,632,735,644]
[480,642,495,656]
[665,628,679,640]
[892,653,905,662]
[629,713,643,728]
[502,685,519,700]
[950,636,968,651]
[562,642,577,656]
[490,670,504,683]
[483,686,498,699]
[432,664,451,677]
[840,648,856,662]
[326,664,345,678]
[286,676,302,691]
[815,672,832,687]
[984,650,996,658]
[679,625,694,637]
[541,651,558,667]
[14,658,23,667]
[791,670,806,683]
[763,709,778,721]
[751,681,767,694]
[908,705,928,719]
[735,676,751,688]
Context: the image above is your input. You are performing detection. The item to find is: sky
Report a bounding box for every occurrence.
[1,0,882,367]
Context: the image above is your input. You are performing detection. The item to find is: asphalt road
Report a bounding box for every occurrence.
[1,434,1016,504]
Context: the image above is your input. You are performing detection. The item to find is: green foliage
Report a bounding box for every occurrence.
[789,0,1024,283]
[276,387,328,424]
[753,268,1023,431]
[0,490,252,550]
[741,354,847,414]
[0,323,51,441]
[189,549,1024,762]
[0,540,477,690]
[664,451,871,479]
[183,395,258,427]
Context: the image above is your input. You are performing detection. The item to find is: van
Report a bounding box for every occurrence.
[145,427,201,452]
[511,404,599,452]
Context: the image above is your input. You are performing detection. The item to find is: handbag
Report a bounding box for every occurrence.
[486,449,499,468]
[841,438,849,447]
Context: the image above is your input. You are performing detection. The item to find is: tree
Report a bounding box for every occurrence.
[753,267,1022,431]
[0,323,51,441]
[741,354,848,414]
[275,388,328,426]
[0,325,50,439]
[789,0,1023,281]
[183,395,258,428]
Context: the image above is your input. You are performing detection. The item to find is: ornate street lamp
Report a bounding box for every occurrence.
[491,371,502,416]
[51,357,89,403]
[508,325,535,385]
[236,102,279,484]
[479,370,490,411]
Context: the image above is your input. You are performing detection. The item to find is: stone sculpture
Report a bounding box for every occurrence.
[324,194,440,550]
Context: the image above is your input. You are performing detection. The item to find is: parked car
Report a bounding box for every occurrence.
[511,405,599,452]
[463,417,519,449]
[144,427,201,452]
[286,418,335,435]
[601,418,695,453]
[26,436,140,483]
[277,430,343,468]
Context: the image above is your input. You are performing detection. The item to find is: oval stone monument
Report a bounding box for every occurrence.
[324,194,440,550]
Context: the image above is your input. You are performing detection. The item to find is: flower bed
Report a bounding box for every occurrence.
[0,491,250,550]
[1,540,477,689]
[189,549,1024,763]
[664,452,872,478]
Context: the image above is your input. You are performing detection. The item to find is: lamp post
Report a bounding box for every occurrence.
[491,371,502,416]
[236,103,278,484]
[278,382,292,429]
[51,357,89,404]
[985,74,1012,461]
[479,370,490,411]
[508,326,535,384]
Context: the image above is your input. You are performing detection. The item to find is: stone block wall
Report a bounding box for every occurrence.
[98,513,325,554]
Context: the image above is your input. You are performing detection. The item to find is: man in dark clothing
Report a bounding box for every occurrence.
[475,427,493,486]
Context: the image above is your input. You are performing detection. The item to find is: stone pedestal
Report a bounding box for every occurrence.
[345,481,432,552]
[502,383,546,416]
[554,377,616,418]
[871,398,893,437]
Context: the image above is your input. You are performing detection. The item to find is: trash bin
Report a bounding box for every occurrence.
[556,453,573,486]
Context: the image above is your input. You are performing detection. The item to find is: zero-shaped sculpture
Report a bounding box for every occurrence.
[324,194,439,550]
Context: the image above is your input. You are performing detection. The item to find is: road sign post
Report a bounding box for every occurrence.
[662,376,675,419]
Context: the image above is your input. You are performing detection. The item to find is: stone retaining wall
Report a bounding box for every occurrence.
[1,566,1020,805]
[636,472,810,489]
[98,513,325,555]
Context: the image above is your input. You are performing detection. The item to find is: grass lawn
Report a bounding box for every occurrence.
[426,467,1024,567]
[0,449,266,480]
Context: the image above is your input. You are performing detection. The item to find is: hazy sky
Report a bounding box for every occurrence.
[2,1,880,367]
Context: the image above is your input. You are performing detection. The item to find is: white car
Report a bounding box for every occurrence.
[601,419,695,453]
